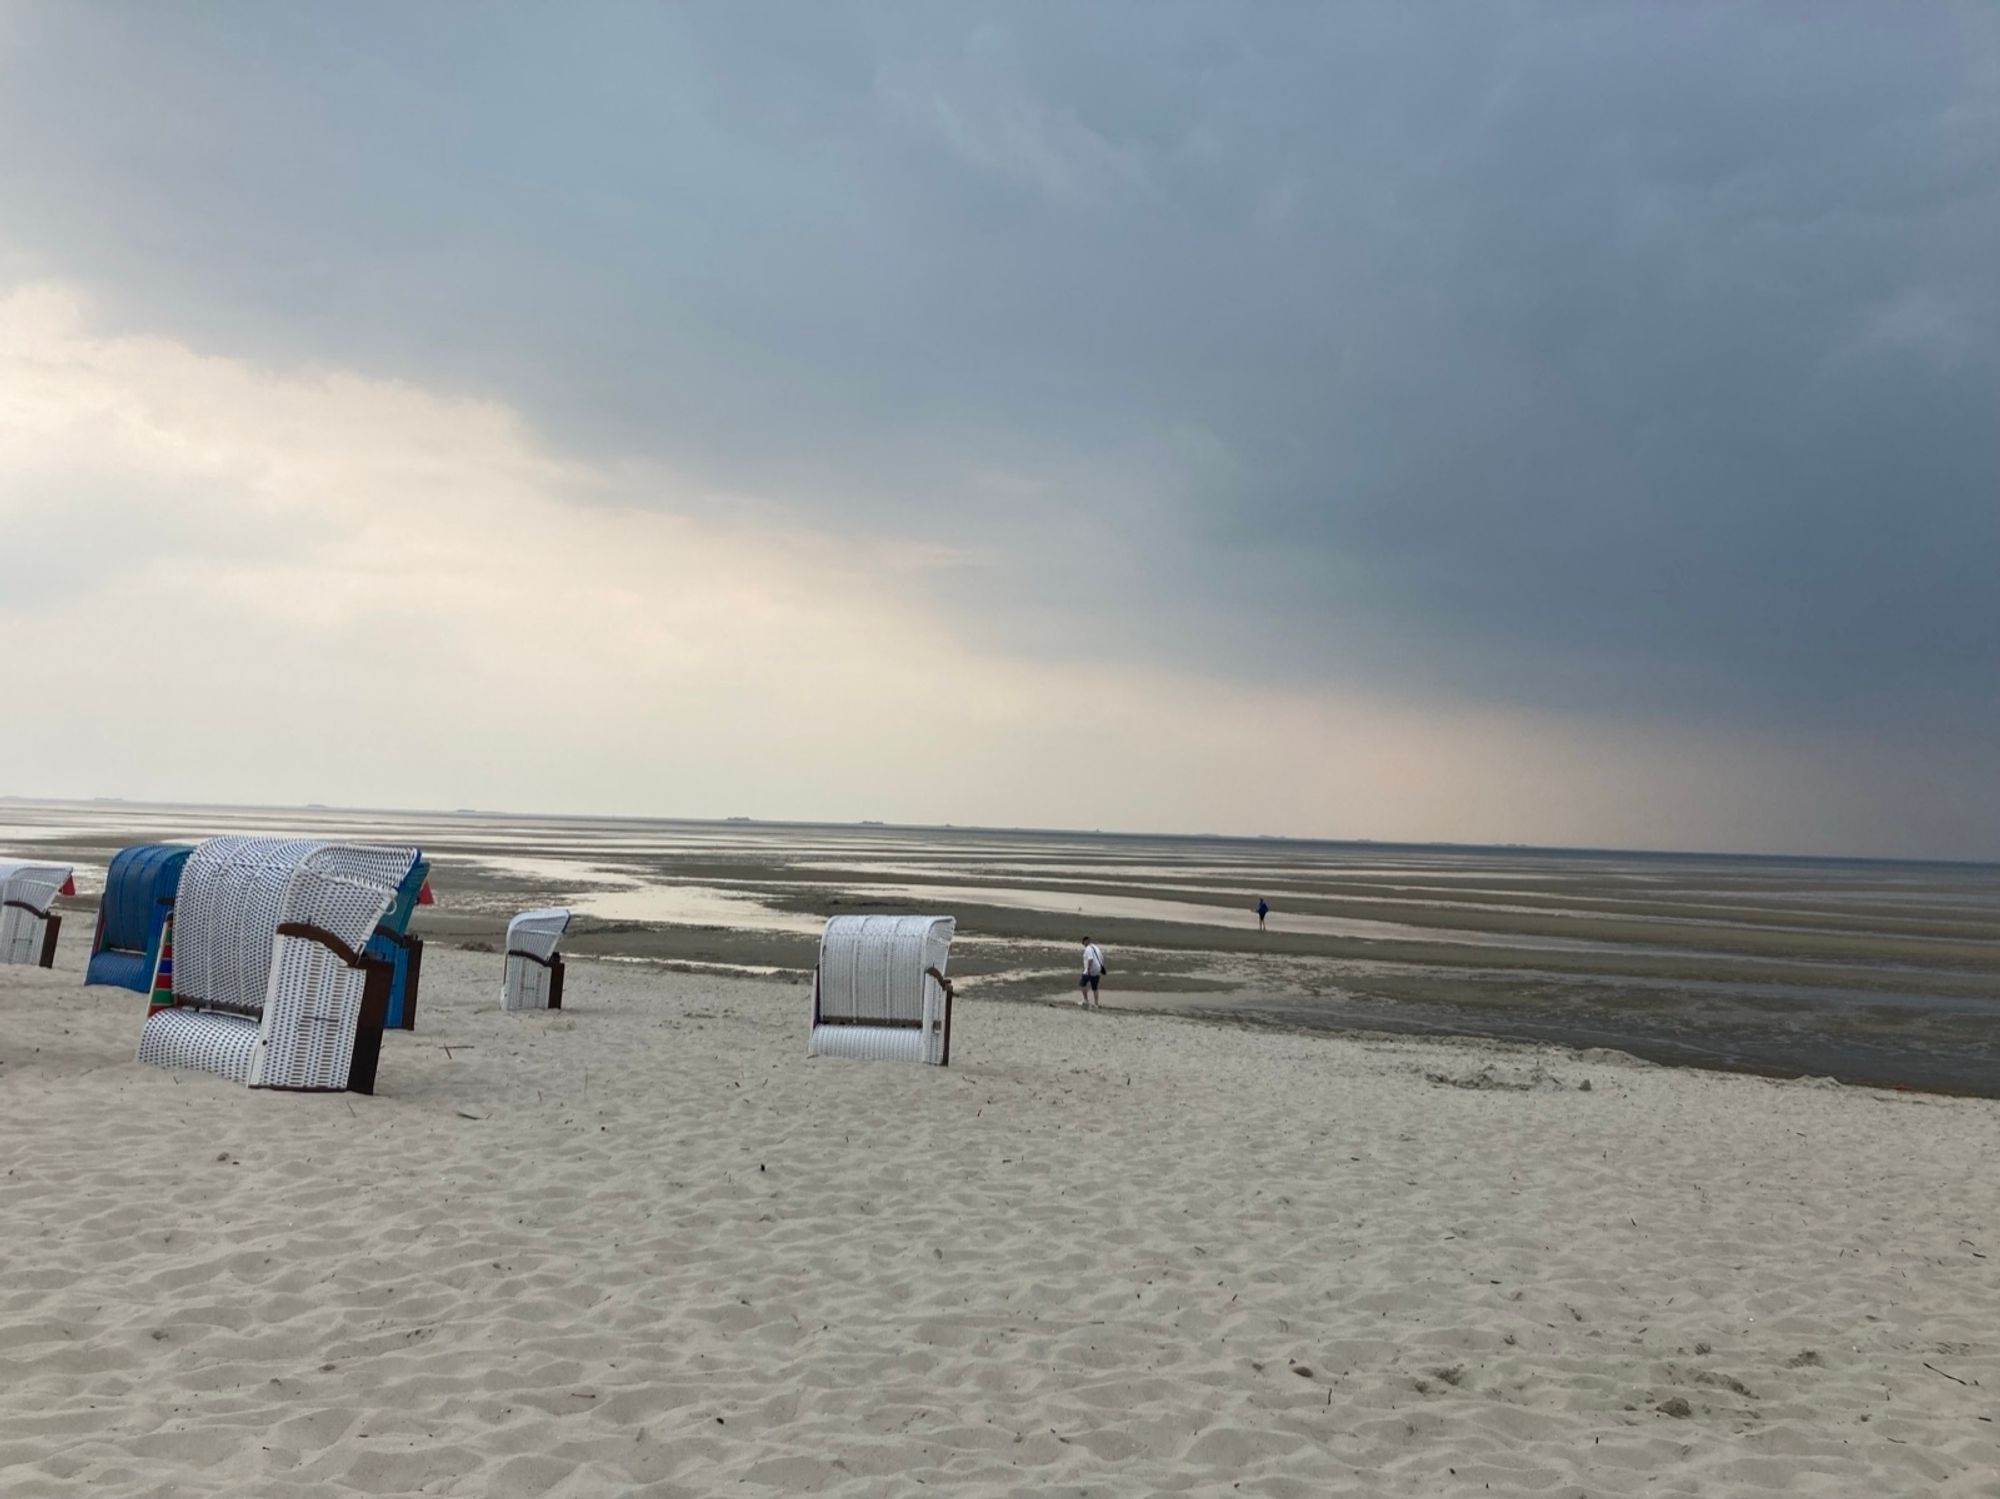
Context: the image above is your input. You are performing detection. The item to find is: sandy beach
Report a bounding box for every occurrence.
[3,935,1997,1498]
[7,6,1994,1491]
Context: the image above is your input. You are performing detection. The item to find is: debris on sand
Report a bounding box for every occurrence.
[1692,1369,1756,1398]
[1422,1064,1583,1093]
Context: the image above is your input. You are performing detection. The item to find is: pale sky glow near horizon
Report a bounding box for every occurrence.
[1,4,1996,861]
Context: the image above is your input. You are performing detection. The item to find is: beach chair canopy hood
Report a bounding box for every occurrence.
[809,914,955,1066]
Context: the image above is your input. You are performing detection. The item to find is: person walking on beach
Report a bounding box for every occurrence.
[1078,937,1105,1009]
[1256,897,1270,931]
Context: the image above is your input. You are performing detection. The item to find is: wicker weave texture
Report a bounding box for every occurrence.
[136,1007,259,1084]
[172,837,323,1014]
[503,907,570,1011]
[503,956,555,1011]
[0,859,72,966]
[808,914,954,1066]
[807,1023,933,1063]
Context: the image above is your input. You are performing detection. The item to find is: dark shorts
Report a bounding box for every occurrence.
[1079,971,1101,991]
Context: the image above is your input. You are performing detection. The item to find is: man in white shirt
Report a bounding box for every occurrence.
[1078,937,1105,1010]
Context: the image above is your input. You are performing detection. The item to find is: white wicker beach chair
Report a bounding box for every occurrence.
[0,859,74,968]
[808,914,956,1066]
[135,837,418,1093]
[503,908,571,1011]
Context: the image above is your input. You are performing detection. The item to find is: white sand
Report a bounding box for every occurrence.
[2,943,1997,1498]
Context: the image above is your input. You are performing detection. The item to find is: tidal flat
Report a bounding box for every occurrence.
[8,799,1997,1093]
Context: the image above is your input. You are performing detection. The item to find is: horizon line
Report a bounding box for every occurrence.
[5,793,1996,872]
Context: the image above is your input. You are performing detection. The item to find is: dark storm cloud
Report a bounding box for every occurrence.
[3,2,1994,731]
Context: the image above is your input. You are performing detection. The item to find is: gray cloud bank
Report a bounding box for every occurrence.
[3,3,1995,833]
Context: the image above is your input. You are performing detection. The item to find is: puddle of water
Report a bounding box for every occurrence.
[841,879,1685,955]
[576,884,824,934]
[444,855,822,934]
[0,824,93,843]
[453,853,645,887]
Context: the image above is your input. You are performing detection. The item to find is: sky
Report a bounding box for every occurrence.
[1,3,1995,859]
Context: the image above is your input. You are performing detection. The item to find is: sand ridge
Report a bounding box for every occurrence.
[2,942,1997,1496]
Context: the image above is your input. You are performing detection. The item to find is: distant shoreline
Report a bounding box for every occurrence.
[6,793,1995,868]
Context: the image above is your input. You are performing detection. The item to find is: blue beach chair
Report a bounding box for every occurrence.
[86,844,193,995]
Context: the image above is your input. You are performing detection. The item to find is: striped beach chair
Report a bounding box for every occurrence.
[0,859,75,968]
[502,908,570,1010]
[135,837,418,1093]
[808,914,956,1066]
